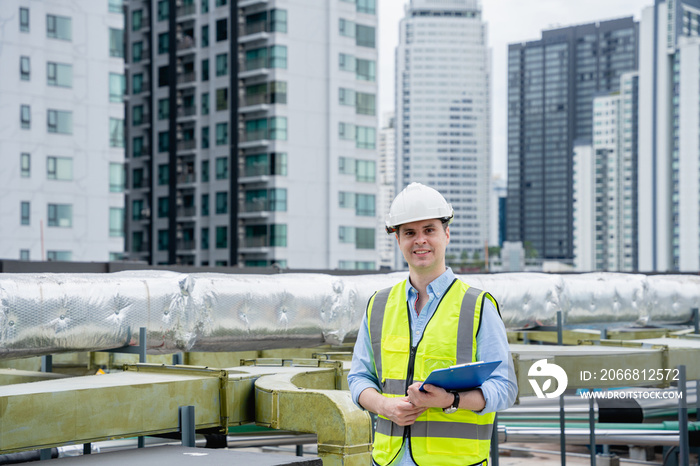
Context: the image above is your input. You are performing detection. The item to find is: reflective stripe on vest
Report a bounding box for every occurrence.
[367,279,497,466]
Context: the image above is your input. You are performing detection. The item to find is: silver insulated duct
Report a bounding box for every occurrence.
[1,272,699,359]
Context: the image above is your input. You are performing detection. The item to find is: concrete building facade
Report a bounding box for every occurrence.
[0,0,126,262]
[395,0,491,269]
[124,0,378,269]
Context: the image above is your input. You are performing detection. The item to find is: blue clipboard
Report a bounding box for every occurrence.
[419,360,501,392]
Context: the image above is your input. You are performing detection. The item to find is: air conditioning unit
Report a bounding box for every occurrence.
[140,208,151,218]
[176,230,184,239]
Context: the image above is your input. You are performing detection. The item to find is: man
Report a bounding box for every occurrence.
[348,182,517,466]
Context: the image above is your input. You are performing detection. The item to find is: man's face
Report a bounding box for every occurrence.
[396,219,450,274]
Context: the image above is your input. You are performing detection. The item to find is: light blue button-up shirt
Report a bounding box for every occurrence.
[347,268,518,466]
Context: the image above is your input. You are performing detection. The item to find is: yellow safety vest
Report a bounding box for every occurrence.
[367,278,499,466]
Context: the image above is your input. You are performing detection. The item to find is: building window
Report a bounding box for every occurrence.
[216,88,228,111]
[216,18,227,41]
[215,53,228,76]
[201,194,209,216]
[356,58,375,81]
[47,251,72,261]
[48,109,73,134]
[271,224,287,247]
[21,153,30,177]
[132,105,144,125]
[356,126,376,149]
[20,250,30,261]
[356,92,375,115]
[339,19,355,38]
[215,123,228,145]
[215,226,227,249]
[201,25,209,47]
[216,0,227,7]
[109,118,124,146]
[133,136,144,157]
[270,117,287,140]
[339,88,355,106]
[158,164,169,185]
[271,9,287,32]
[357,0,376,14]
[158,32,169,54]
[157,196,169,218]
[356,24,375,48]
[158,229,169,250]
[109,0,124,13]
[202,92,209,114]
[157,0,169,21]
[20,7,29,32]
[132,168,144,188]
[215,157,228,179]
[201,160,209,182]
[201,126,209,149]
[132,9,143,31]
[339,122,355,140]
[47,156,73,180]
[158,66,169,87]
[20,105,30,129]
[132,41,143,62]
[21,201,30,225]
[339,53,356,72]
[244,152,287,177]
[356,193,375,216]
[356,160,376,182]
[109,73,125,102]
[202,59,209,81]
[47,14,71,41]
[47,62,73,88]
[109,28,124,57]
[215,192,227,214]
[270,45,287,68]
[20,56,30,81]
[132,73,143,94]
[132,199,144,220]
[158,98,169,120]
[270,189,287,211]
[158,130,169,151]
[110,163,125,192]
[109,207,124,237]
[201,227,209,250]
[202,0,209,13]
[356,228,375,249]
[47,204,72,227]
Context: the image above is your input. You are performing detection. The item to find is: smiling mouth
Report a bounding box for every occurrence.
[413,250,431,255]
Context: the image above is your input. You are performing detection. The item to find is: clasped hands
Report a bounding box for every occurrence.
[382,383,453,426]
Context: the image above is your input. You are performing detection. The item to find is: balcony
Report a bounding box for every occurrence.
[176,3,195,17]
[131,241,150,253]
[177,71,196,84]
[177,35,195,51]
[178,105,196,117]
[238,0,268,8]
[242,235,269,248]
[176,239,195,251]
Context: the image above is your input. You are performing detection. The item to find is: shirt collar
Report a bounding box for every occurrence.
[406,267,456,301]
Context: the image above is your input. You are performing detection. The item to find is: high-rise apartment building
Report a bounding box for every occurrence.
[125,0,378,269]
[639,0,700,271]
[506,18,638,262]
[378,112,396,269]
[573,72,639,272]
[0,0,126,262]
[395,0,491,269]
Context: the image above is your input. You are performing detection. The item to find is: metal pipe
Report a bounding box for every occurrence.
[498,426,680,446]
[1,272,700,359]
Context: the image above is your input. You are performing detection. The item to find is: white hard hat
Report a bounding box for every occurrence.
[385,182,453,234]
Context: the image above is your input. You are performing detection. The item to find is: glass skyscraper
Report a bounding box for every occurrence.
[506,18,638,261]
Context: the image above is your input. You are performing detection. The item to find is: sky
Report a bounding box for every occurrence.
[377,0,649,180]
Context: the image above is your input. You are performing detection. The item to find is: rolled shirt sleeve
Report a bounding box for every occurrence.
[475,299,518,414]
